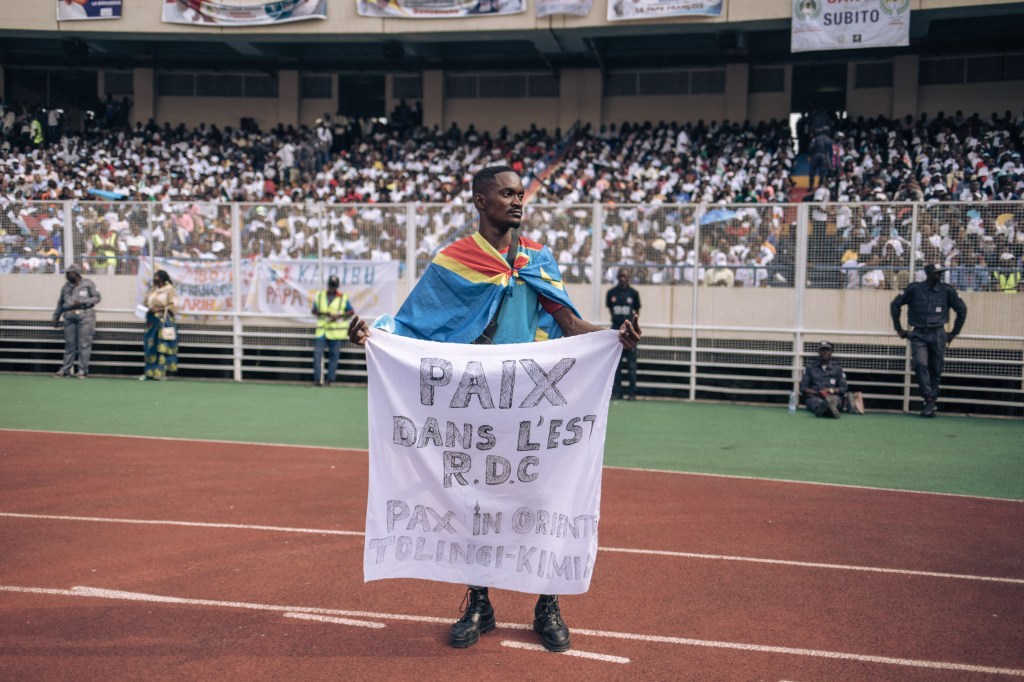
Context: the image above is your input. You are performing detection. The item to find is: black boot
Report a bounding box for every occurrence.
[448,586,495,648]
[533,594,571,652]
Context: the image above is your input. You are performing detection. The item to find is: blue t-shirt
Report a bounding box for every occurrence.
[491,279,540,344]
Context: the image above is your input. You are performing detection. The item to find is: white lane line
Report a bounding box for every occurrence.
[0,428,351,454]
[500,640,630,664]
[284,612,386,629]
[3,428,1019,504]
[566,625,1024,678]
[3,512,1021,586]
[605,465,1024,503]
[1,585,1020,677]
[0,512,363,537]
[600,547,1024,586]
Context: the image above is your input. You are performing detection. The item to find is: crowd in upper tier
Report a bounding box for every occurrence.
[1,99,1022,289]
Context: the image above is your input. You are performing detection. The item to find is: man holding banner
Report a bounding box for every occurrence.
[348,166,641,653]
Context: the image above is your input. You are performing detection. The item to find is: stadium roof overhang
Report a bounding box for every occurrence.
[1,2,1023,74]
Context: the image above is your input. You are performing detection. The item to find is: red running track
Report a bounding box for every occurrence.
[1,430,1022,681]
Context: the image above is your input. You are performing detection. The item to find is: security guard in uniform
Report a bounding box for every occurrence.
[890,263,968,417]
[311,275,355,386]
[799,340,848,418]
[53,263,102,378]
[605,267,641,400]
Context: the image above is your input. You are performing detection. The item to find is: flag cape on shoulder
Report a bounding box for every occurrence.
[393,232,578,343]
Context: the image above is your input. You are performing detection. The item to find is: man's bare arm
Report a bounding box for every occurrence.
[552,308,641,350]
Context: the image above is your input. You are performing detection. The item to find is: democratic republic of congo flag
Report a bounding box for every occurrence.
[391,232,578,344]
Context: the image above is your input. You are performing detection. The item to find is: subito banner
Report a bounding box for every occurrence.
[608,0,722,22]
[162,0,327,25]
[357,0,525,18]
[791,0,910,53]
[363,330,621,595]
[57,0,122,20]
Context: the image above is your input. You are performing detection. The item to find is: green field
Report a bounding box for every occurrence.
[2,374,1021,500]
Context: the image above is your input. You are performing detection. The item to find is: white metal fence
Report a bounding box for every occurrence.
[2,200,1022,416]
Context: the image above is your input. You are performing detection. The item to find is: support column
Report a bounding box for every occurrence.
[724,63,749,123]
[892,55,919,120]
[132,67,154,126]
[422,70,443,130]
[558,68,602,133]
[278,70,299,127]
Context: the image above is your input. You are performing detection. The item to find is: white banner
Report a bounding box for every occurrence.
[162,0,326,26]
[137,258,245,318]
[57,0,122,21]
[608,0,722,22]
[536,0,592,17]
[364,330,621,595]
[791,0,910,53]
[251,259,398,322]
[357,0,525,18]
[137,258,397,320]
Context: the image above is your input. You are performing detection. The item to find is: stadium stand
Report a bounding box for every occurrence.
[1,1,1022,416]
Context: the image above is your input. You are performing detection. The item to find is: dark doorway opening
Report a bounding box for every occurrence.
[791,62,847,117]
[337,74,385,120]
[5,68,100,131]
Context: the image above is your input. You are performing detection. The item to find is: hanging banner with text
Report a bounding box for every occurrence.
[57,0,122,20]
[363,330,621,595]
[791,0,910,53]
[608,0,722,22]
[137,258,246,318]
[356,0,525,18]
[536,0,592,17]
[162,0,326,25]
[137,258,397,320]
[251,259,398,322]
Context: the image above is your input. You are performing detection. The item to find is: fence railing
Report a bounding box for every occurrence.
[2,200,1022,416]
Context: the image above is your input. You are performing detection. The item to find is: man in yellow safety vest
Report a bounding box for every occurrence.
[311,274,355,386]
[993,268,1021,293]
[91,225,119,275]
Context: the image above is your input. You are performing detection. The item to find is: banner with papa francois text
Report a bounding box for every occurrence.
[137,257,397,320]
[363,330,621,595]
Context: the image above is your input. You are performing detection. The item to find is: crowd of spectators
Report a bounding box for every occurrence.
[1,98,1021,290]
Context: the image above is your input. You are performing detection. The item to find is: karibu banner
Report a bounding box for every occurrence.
[791,0,910,53]
[535,0,592,17]
[608,0,722,22]
[357,0,524,19]
[162,0,326,25]
[363,330,621,594]
[137,258,397,321]
[57,0,122,21]
[251,259,398,321]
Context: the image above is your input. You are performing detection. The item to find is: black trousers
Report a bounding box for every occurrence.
[613,347,637,398]
[809,154,829,188]
[805,394,845,417]
[910,327,947,401]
